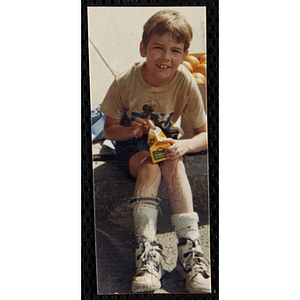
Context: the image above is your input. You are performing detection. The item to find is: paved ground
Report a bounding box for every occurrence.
[95,215,210,295]
[93,150,211,295]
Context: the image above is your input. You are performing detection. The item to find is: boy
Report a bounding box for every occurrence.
[100,9,211,294]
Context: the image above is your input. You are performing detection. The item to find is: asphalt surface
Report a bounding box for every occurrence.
[92,146,210,295]
[94,176,210,295]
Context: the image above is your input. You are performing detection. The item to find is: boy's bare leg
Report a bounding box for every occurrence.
[161,158,194,214]
[129,151,161,197]
[128,151,164,293]
[162,157,211,294]
[129,154,193,211]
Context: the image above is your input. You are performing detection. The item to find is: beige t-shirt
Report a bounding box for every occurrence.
[100,61,206,139]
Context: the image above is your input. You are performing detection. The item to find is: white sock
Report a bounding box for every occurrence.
[171,212,200,240]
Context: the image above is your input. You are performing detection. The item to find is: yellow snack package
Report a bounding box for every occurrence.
[147,127,171,163]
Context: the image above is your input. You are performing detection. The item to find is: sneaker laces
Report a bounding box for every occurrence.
[136,241,166,275]
[181,239,210,279]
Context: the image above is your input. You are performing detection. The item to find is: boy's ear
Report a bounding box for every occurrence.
[183,49,189,60]
[180,49,189,64]
[140,41,146,57]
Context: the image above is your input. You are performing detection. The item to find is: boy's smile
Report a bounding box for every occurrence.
[140,32,188,87]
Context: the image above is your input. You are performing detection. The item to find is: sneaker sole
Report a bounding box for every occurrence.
[132,271,164,293]
[176,261,211,294]
[186,282,212,294]
[132,282,161,293]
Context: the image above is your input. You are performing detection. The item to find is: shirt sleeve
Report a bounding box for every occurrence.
[182,79,207,130]
[100,80,125,120]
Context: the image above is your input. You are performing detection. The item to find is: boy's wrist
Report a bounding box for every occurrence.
[126,125,138,140]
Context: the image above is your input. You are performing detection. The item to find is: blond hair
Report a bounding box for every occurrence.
[142,9,193,51]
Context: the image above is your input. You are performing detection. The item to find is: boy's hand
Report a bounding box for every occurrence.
[163,138,190,160]
[131,118,156,138]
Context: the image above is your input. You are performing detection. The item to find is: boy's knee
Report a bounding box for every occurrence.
[143,158,161,175]
[129,152,159,178]
[136,156,161,180]
[161,157,185,180]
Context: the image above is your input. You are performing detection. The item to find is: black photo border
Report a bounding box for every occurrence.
[81,1,219,299]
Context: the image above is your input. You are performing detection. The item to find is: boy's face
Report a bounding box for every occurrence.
[140,32,188,87]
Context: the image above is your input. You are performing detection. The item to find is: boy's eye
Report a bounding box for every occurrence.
[155,47,162,50]
[172,49,182,54]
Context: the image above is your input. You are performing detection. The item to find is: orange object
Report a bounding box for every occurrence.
[185,55,200,70]
[194,63,206,77]
[195,77,205,84]
[182,61,193,73]
[193,72,206,83]
[199,54,207,64]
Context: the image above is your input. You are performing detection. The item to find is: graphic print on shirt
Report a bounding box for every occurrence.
[131,110,179,139]
[142,102,158,119]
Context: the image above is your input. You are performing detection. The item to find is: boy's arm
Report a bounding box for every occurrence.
[188,123,208,153]
[103,115,155,141]
[164,123,208,159]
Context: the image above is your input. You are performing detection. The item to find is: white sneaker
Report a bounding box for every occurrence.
[132,241,164,293]
[177,238,211,294]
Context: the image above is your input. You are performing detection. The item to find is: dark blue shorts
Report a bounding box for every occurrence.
[115,135,149,180]
[115,135,189,182]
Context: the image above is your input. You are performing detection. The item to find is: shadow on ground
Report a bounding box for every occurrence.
[95,218,192,295]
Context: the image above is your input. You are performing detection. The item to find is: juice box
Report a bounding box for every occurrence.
[147,127,171,163]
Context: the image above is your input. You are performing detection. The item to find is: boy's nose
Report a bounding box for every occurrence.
[161,50,171,61]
